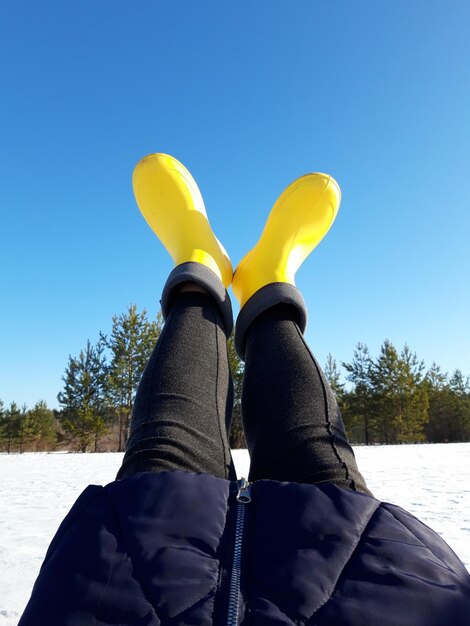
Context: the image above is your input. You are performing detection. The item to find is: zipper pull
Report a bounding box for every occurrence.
[237,478,251,503]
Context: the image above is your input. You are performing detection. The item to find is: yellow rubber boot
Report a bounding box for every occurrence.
[133,153,233,333]
[233,173,341,358]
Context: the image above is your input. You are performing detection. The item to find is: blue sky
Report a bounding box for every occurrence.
[1,1,469,409]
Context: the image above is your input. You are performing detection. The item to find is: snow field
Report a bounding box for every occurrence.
[1,444,469,626]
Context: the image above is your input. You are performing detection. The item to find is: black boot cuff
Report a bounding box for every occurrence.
[161,262,233,336]
[234,282,307,360]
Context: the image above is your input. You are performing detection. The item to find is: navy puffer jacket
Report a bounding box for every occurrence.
[19,471,470,625]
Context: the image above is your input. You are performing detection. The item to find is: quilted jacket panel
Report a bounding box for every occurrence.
[19,471,470,625]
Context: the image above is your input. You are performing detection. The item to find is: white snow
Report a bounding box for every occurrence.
[1,444,469,625]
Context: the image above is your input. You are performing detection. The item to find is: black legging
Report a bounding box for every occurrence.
[117,291,371,496]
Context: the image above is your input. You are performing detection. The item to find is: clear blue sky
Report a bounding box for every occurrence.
[1,1,469,409]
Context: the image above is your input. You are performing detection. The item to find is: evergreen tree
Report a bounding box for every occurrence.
[370,341,399,443]
[448,369,470,441]
[324,354,344,399]
[18,404,28,453]
[426,362,448,390]
[425,363,452,442]
[0,399,6,451]
[227,334,245,449]
[57,339,108,452]
[27,400,56,451]
[2,402,22,453]
[370,341,428,444]
[425,367,470,442]
[102,305,163,450]
[342,343,376,444]
[395,345,429,442]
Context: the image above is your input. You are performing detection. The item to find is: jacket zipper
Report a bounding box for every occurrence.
[226,478,251,626]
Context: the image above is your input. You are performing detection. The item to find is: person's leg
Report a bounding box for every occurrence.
[117,285,236,481]
[241,303,371,495]
[117,153,237,481]
[232,172,371,494]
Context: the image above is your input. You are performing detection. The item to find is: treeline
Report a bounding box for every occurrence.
[325,341,470,444]
[0,304,245,453]
[1,309,469,453]
[0,400,57,453]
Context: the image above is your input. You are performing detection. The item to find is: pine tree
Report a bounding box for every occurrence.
[395,345,429,443]
[27,400,56,451]
[57,340,108,452]
[324,354,344,399]
[370,341,428,444]
[0,399,6,451]
[448,369,470,441]
[18,404,28,453]
[342,343,376,444]
[102,305,163,450]
[425,363,451,442]
[425,368,470,442]
[227,334,245,449]
[2,402,22,453]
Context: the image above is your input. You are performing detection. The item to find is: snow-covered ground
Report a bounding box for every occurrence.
[1,443,469,625]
